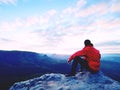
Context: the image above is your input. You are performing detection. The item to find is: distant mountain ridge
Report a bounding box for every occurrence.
[0,50,71,90]
[101,53,120,62]
[0,50,70,73]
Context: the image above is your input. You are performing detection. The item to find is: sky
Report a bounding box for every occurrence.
[0,0,120,54]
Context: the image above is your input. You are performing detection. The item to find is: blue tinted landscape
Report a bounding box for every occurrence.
[1,0,120,89]
[0,50,120,90]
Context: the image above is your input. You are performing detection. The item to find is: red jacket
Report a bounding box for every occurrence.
[68,46,101,72]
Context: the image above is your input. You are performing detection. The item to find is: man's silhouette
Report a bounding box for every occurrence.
[67,39,101,76]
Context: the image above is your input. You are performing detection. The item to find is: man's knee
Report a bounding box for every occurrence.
[74,56,83,64]
[74,56,82,62]
[74,56,80,60]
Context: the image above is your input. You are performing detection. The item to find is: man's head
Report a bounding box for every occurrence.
[84,39,93,46]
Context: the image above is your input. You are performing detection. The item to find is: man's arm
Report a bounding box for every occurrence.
[67,49,86,63]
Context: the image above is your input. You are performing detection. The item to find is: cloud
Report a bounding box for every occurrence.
[109,0,120,12]
[75,3,109,18]
[110,2,120,12]
[0,0,120,54]
[76,0,86,8]
[0,0,17,5]
[0,9,57,30]
[0,17,24,30]
[96,41,120,47]
[61,0,86,16]
[0,38,13,42]
[25,16,39,27]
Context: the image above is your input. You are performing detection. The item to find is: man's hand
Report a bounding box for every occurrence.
[67,59,71,64]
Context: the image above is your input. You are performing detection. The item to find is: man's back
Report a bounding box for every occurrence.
[84,46,101,72]
[85,46,100,62]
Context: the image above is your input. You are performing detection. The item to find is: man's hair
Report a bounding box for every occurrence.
[84,39,93,46]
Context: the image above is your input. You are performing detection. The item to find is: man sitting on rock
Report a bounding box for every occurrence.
[67,39,101,76]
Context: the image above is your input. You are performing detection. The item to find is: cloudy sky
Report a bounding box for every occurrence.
[0,0,120,54]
